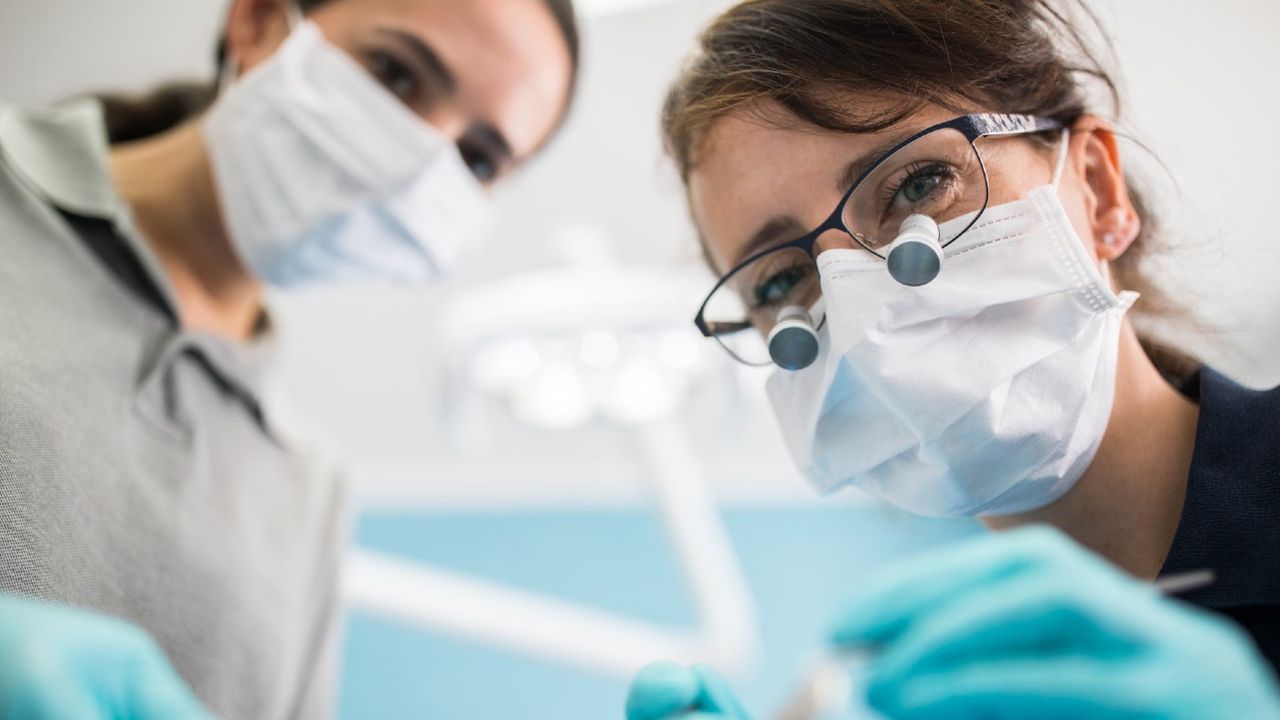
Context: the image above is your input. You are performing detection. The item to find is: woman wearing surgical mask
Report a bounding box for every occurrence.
[0,0,576,717]
[626,1,1280,718]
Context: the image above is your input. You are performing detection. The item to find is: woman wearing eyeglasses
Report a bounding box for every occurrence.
[627,1,1280,718]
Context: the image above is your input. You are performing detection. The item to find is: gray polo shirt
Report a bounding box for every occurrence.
[0,100,348,719]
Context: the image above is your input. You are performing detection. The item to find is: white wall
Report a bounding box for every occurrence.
[1098,1,1280,384]
[3,0,1277,510]
[0,0,225,103]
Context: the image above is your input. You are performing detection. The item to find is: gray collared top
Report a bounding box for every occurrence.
[0,100,348,719]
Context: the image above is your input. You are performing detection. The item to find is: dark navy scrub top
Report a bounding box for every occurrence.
[1162,367,1280,672]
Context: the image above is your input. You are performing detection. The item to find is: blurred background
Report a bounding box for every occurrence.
[3,0,1278,717]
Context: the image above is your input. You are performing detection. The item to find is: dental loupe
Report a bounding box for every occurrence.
[767,305,820,371]
[765,214,940,371]
[885,213,943,286]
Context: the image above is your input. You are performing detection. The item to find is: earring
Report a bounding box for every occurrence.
[1102,232,1117,248]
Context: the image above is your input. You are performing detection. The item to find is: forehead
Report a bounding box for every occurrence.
[318,0,572,158]
[687,101,959,274]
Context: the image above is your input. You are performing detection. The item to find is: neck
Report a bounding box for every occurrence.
[985,322,1201,579]
[109,119,263,341]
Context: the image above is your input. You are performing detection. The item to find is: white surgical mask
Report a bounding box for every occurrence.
[203,19,491,288]
[767,132,1138,517]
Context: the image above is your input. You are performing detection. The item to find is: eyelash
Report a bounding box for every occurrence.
[458,141,500,183]
[749,262,810,310]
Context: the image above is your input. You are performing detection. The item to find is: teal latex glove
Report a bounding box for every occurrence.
[0,593,213,720]
[831,526,1280,720]
[626,661,751,719]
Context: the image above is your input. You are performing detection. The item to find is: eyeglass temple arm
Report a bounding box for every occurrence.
[966,113,1064,139]
[702,319,753,337]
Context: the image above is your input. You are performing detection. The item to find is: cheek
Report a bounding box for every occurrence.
[986,150,1102,263]
[983,145,1056,205]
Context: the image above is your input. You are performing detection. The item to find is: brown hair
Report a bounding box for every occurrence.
[100,0,580,145]
[663,0,1198,379]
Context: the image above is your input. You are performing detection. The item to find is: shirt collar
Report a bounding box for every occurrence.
[0,100,126,220]
[0,100,282,412]
[0,99,185,321]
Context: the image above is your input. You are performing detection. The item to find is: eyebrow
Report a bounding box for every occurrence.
[727,215,808,272]
[373,27,458,95]
[726,124,935,273]
[834,131,915,195]
[373,27,518,173]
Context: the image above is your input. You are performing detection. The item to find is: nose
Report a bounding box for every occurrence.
[812,228,857,256]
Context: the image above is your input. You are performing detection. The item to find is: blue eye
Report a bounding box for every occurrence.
[889,163,952,211]
[459,143,498,183]
[752,263,812,309]
[901,173,942,204]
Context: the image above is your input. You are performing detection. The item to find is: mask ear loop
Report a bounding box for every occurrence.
[284,2,304,28]
[1052,129,1071,188]
[217,54,238,93]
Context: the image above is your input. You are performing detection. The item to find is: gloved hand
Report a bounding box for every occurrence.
[0,593,213,720]
[831,526,1280,720]
[626,661,751,719]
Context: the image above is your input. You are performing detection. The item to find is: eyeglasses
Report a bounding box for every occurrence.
[694,113,1065,368]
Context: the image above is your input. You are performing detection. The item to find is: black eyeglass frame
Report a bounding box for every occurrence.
[693,112,1066,361]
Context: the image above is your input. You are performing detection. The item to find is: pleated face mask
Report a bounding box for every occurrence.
[766,133,1138,517]
[203,19,491,288]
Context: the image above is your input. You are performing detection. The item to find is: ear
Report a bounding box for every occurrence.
[1069,116,1141,262]
[223,0,293,76]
